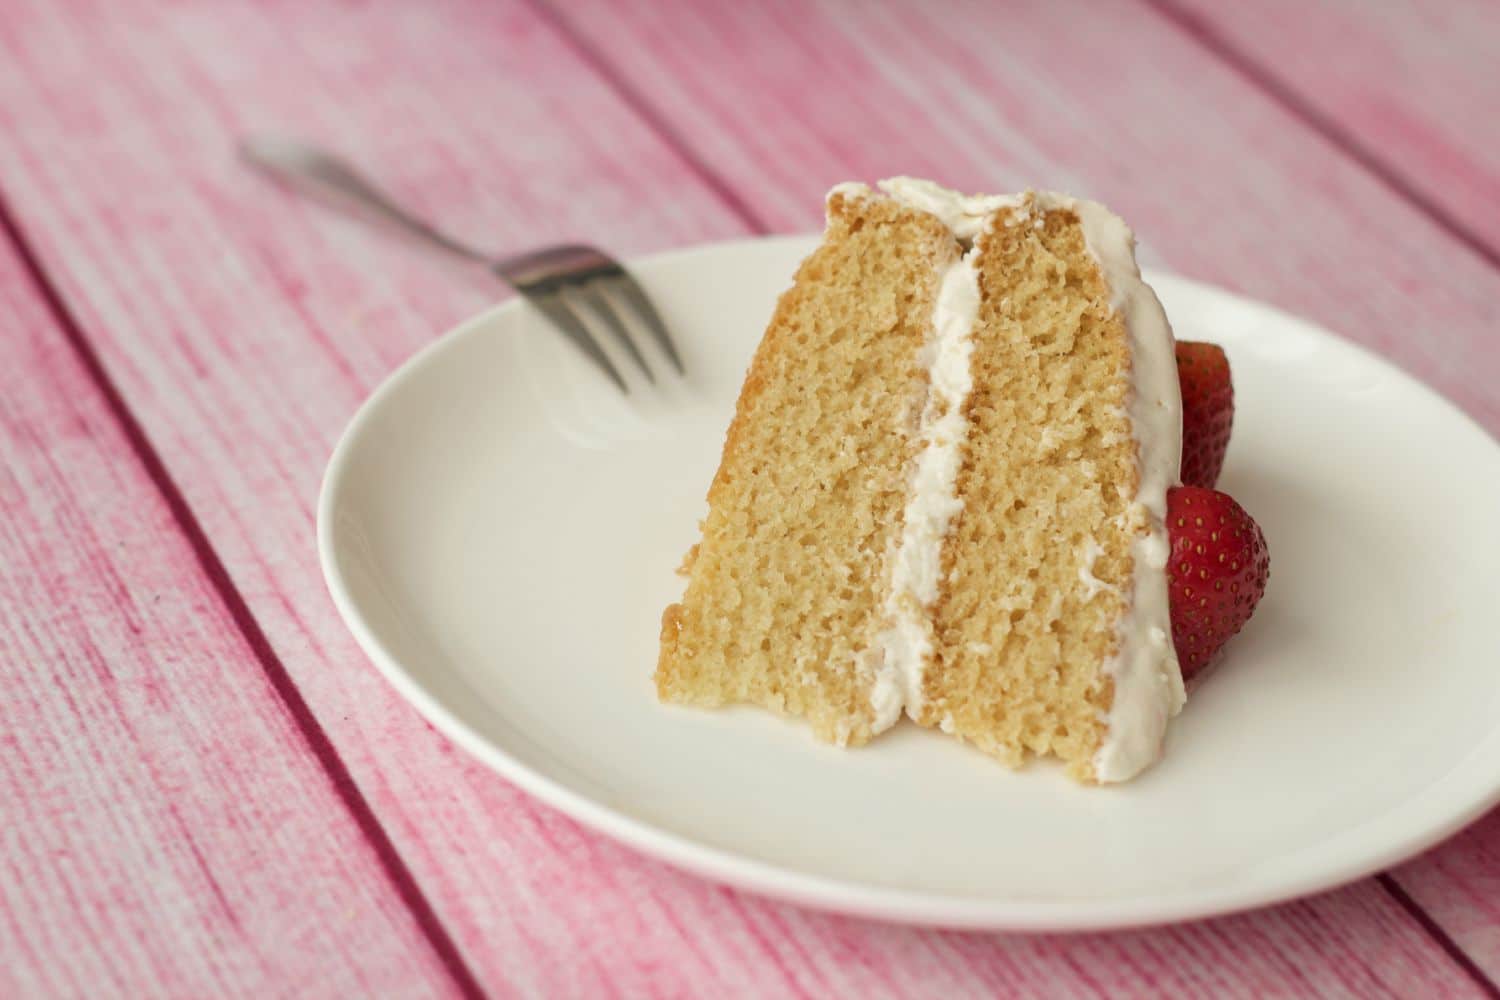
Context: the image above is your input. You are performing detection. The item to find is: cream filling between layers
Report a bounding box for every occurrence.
[868,246,982,730]
[852,179,1184,781]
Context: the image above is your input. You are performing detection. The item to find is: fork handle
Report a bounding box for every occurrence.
[240,136,490,266]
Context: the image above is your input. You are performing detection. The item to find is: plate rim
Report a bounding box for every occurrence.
[318,235,1500,931]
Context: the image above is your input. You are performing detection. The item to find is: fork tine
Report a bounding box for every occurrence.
[524,290,628,393]
[572,283,654,383]
[604,272,685,375]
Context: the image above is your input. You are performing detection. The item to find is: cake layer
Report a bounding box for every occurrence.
[656,191,960,746]
[914,195,1180,782]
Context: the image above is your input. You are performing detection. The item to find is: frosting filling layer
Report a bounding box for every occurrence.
[869,246,982,730]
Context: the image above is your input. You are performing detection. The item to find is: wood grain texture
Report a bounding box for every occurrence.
[0,0,1496,995]
[1159,0,1500,261]
[1388,816,1500,979]
[0,239,457,996]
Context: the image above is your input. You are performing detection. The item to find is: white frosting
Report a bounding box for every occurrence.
[827,180,873,204]
[1061,197,1185,782]
[1078,538,1112,600]
[877,177,1017,242]
[845,179,1184,781]
[869,248,982,730]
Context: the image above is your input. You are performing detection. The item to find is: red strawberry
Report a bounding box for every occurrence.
[1176,341,1234,488]
[1166,486,1269,682]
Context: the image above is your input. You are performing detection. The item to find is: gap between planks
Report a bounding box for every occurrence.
[1377,874,1500,1000]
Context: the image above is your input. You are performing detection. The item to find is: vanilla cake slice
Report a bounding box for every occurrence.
[656,178,1185,783]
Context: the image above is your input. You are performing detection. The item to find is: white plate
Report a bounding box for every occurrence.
[320,236,1500,930]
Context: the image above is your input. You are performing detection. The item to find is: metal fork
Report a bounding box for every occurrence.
[239,136,683,392]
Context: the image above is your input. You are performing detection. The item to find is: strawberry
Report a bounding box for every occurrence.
[1166,486,1269,682]
[1176,341,1234,488]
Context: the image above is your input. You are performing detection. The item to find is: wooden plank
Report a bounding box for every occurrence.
[0,239,457,995]
[1157,0,1500,260]
[0,0,1494,995]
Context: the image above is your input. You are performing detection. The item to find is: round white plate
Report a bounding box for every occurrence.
[320,236,1500,930]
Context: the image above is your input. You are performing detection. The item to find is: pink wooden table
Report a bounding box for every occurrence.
[3,1,1498,995]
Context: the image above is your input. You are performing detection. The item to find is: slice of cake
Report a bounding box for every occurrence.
[657,178,1186,783]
